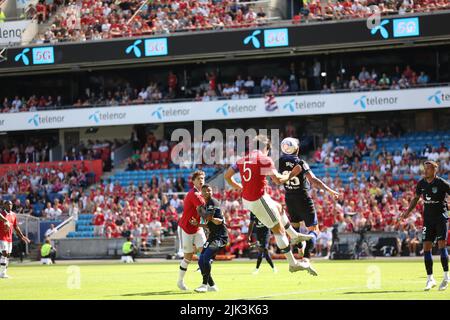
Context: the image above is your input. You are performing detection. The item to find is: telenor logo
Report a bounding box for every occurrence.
[215,103,257,116]
[89,111,101,123]
[283,99,296,112]
[216,104,228,116]
[243,30,262,49]
[89,110,127,123]
[370,20,390,39]
[353,95,367,109]
[27,114,65,127]
[125,40,143,58]
[353,95,398,109]
[28,114,39,127]
[427,90,450,105]
[152,107,163,120]
[281,99,325,112]
[15,48,30,65]
[428,90,442,105]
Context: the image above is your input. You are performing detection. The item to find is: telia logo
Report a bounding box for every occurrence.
[152,107,163,120]
[243,30,262,49]
[28,114,39,127]
[353,95,367,109]
[15,48,31,65]
[283,99,296,112]
[370,20,390,39]
[216,104,228,116]
[125,40,143,58]
[428,90,442,105]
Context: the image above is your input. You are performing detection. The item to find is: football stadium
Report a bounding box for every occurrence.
[0,0,449,304]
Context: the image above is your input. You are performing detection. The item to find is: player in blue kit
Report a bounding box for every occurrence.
[279,138,340,276]
[401,160,450,291]
[247,212,277,274]
[194,184,229,293]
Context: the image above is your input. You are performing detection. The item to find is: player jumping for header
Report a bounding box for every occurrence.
[225,135,314,273]
[279,137,340,276]
[401,160,449,291]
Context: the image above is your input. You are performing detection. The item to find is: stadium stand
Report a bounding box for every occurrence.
[0,64,435,112]
[53,128,449,257]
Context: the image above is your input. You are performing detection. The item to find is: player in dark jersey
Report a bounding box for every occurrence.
[247,212,277,274]
[194,184,229,293]
[401,161,450,291]
[279,138,340,276]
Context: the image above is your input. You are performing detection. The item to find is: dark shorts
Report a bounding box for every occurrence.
[422,220,448,243]
[203,238,228,251]
[256,228,270,249]
[285,194,318,227]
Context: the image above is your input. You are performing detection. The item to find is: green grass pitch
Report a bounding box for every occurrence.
[0,259,448,300]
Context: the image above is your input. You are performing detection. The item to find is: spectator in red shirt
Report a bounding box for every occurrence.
[92,207,105,236]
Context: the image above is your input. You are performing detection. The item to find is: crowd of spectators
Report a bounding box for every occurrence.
[0,162,92,220]
[1,119,447,257]
[34,0,450,43]
[313,126,450,177]
[37,0,269,43]
[295,0,450,23]
[0,139,53,164]
[1,64,433,114]
[84,125,449,256]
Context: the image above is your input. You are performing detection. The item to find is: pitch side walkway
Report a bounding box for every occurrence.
[12,256,427,266]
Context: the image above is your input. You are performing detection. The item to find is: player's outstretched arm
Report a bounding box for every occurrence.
[224,166,243,191]
[14,225,30,243]
[305,171,340,199]
[268,169,290,185]
[400,195,420,220]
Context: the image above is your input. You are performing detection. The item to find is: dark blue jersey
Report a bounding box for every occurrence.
[250,212,270,238]
[415,176,450,223]
[205,198,229,242]
[279,154,311,197]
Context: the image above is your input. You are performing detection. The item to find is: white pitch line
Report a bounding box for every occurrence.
[238,286,364,300]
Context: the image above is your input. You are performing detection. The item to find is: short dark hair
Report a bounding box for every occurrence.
[192,170,205,181]
[202,184,212,190]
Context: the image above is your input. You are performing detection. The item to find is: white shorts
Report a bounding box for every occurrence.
[0,241,12,254]
[179,227,206,254]
[243,194,281,229]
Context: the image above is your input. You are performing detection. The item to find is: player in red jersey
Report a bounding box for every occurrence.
[0,200,30,278]
[177,170,207,291]
[225,135,314,273]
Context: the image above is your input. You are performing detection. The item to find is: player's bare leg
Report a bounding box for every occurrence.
[437,240,448,291]
[0,251,9,278]
[423,241,436,291]
[178,251,193,290]
[270,223,309,273]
